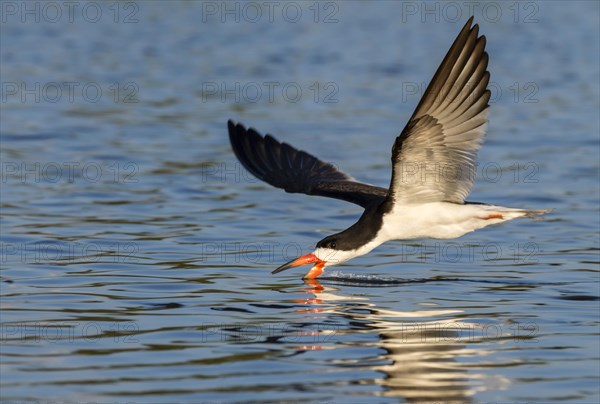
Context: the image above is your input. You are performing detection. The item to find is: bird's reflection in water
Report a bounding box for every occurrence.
[296,278,509,403]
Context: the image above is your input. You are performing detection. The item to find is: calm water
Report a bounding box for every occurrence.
[1,1,599,403]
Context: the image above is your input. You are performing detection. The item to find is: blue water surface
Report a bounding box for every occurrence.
[1,1,599,403]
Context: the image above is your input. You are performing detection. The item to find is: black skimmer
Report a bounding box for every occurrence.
[228,17,550,279]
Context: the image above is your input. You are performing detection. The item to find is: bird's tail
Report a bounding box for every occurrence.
[521,208,554,219]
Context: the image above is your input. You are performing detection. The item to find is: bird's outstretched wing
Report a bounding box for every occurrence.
[387,17,491,205]
[228,120,387,208]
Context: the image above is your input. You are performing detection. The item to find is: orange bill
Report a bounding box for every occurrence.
[272,253,325,278]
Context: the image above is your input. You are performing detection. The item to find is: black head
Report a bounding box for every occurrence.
[316,235,338,250]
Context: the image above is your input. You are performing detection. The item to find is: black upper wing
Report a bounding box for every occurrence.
[228,120,387,208]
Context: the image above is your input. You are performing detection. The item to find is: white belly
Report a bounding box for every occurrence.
[378,202,527,240]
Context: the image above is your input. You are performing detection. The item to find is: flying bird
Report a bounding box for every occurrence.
[228,17,550,279]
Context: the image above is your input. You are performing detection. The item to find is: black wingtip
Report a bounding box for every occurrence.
[465,16,476,30]
[227,119,237,137]
[227,119,239,147]
[464,16,480,37]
